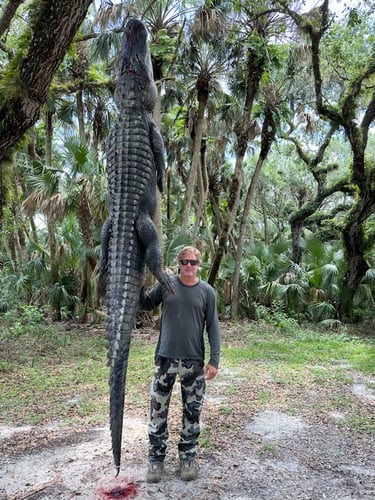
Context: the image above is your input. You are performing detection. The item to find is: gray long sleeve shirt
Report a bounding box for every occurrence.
[139,275,220,368]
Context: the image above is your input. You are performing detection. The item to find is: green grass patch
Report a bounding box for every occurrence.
[219,405,233,416]
[0,317,155,426]
[215,322,374,434]
[222,324,375,375]
[199,427,215,449]
[0,316,374,436]
[345,414,375,433]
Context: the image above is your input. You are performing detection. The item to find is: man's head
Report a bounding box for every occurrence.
[177,246,201,284]
[177,246,201,265]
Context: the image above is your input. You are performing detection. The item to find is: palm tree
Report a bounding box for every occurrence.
[58,132,107,320]
[208,11,271,287]
[22,162,67,319]
[231,84,279,319]
[179,1,228,233]
[302,236,344,323]
[181,41,227,234]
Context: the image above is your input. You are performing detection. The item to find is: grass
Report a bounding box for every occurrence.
[222,322,375,374]
[218,322,375,433]
[0,315,154,427]
[0,313,374,436]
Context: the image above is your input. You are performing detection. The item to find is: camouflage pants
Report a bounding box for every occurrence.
[148,357,206,463]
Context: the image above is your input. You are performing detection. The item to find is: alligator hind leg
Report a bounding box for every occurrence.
[135,212,174,294]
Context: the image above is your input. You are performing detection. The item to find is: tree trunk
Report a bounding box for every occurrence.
[261,197,268,244]
[0,0,93,162]
[76,89,86,145]
[48,218,61,320]
[0,0,24,38]
[339,127,375,318]
[45,111,53,166]
[208,151,244,286]
[77,192,96,322]
[44,111,61,320]
[208,27,267,287]
[339,186,375,320]
[342,216,369,290]
[181,98,207,230]
[231,103,276,319]
[0,162,4,230]
[192,140,208,241]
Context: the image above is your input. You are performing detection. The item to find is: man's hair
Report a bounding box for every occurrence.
[177,246,201,263]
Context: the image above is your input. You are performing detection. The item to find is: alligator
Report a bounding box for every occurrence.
[97,18,173,476]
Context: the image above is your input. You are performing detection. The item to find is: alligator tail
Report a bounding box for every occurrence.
[109,342,129,476]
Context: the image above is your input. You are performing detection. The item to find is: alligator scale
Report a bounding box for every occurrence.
[98,18,173,475]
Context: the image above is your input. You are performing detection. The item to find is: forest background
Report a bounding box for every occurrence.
[1,0,375,328]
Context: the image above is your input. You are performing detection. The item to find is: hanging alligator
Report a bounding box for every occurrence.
[97,18,174,476]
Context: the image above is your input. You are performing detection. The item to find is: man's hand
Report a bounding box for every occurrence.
[204,364,218,380]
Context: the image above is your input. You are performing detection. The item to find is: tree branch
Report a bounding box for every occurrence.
[52,78,114,96]
[0,0,94,162]
[0,0,25,38]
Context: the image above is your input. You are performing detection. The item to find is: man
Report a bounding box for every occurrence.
[139,246,220,483]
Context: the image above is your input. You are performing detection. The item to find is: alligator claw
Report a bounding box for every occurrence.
[155,271,175,295]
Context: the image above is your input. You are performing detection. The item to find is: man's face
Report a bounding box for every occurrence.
[179,251,200,280]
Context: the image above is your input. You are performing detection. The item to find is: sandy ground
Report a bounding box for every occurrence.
[1,376,375,500]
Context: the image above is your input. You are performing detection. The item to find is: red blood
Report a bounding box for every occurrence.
[96,480,138,499]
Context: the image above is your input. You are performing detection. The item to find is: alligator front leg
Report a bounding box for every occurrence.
[135,211,174,294]
[149,120,165,193]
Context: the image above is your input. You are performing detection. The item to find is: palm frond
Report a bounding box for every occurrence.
[361,268,375,285]
[307,301,336,322]
[353,284,374,307]
[91,29,123,63]
[163,231,192,266]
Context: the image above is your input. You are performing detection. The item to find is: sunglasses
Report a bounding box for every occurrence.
[180,259,199,266]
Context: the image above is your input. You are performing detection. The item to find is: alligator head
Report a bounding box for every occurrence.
[115,18,157,112]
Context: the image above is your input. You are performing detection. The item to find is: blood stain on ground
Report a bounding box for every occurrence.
[95,479,138,499]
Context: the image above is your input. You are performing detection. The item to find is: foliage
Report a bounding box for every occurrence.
[0,1,375,325]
